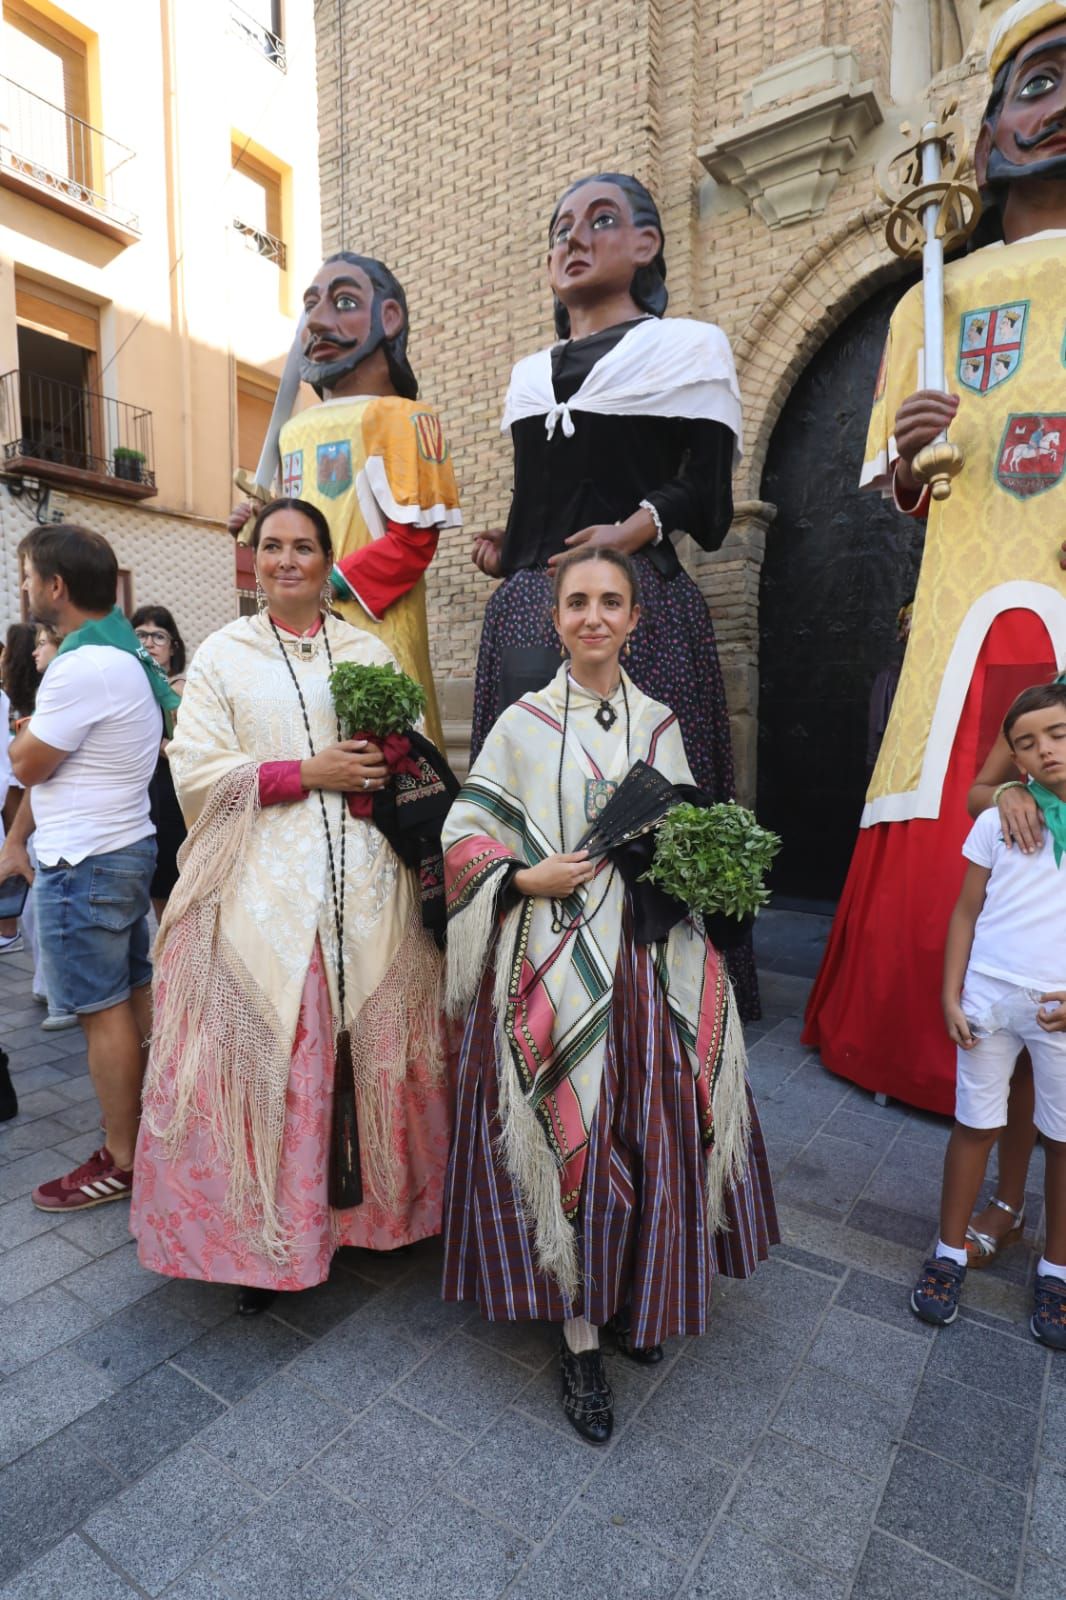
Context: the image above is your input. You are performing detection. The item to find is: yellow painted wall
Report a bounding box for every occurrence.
[0,0,323,529]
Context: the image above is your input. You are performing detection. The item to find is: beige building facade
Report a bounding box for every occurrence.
[315,0,1011,828]
[0,0,322,651]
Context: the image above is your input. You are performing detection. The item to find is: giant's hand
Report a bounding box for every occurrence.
[471,527,504,577]
[227,501,256,539]
[893,390,960,488]
[513,851,595,898]
[300,740,389,794]
[997,785,1043,854]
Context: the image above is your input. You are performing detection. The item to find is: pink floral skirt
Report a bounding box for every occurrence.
[131,942,452,1289]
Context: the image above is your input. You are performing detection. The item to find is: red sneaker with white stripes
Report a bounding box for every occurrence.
[31,1147,133,1212]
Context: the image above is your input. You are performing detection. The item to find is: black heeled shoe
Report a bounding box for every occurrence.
[607,1307,664,1365]
[559,1337,614,1445]
[235,1286,276,1317]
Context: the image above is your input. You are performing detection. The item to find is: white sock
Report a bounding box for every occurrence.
[1037,1256,1066,1284]
[562,1315,599,1353]
[936,1239,968,1267]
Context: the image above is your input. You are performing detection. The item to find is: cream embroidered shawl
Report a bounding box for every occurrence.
[443,666,749,1296]
[143,614,439,1260]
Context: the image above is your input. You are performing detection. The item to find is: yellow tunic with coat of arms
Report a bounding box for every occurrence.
[278,395,462,751]
[860,232,1066,824]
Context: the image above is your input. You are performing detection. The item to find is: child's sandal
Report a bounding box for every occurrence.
[965,1196,1024,1268]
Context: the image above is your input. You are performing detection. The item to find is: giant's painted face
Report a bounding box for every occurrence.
[299,260,398,391]
[982,23,1066,189]
[546,181,660,310]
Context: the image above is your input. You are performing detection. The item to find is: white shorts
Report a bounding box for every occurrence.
[957,971,1066,1141]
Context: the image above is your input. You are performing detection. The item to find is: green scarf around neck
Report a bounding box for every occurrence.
[1029,779,1066,868]
[57,606,181,736]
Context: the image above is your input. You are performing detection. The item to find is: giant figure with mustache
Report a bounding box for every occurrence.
[235,254,461,749]
[805,0,1066,1114]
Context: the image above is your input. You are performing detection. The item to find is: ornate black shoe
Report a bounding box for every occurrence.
[559,1337,614,1445]
[235,1286,276,1317]
[607,1307,664,1365]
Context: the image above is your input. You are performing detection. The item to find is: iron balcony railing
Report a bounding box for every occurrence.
[229,1,287,71]
[233,215,288,268]
[0,75,139,235]
[0,369,156,491]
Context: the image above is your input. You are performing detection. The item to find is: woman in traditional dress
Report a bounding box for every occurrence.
[131,498,450,1314]
[443,547,778,1444]
[470,172,757,1015]
[130,605,188,919]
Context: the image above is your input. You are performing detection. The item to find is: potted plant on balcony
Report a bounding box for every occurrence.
[113,446,146,484]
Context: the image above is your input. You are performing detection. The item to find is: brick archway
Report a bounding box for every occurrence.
[732,205,911,500]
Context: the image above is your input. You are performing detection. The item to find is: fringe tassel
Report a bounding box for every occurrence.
[704,983,751,1234]
[329,1026,363,1208]
[445,873,508,1015]
[491,901,581,1301]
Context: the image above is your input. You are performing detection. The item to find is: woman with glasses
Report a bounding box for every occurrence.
[131,606,187,918]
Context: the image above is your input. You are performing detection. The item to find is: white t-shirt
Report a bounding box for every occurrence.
[29,646,161,867]
[963,806,1066,990]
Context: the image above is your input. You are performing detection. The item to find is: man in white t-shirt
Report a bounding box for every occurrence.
[1,525,163,1212]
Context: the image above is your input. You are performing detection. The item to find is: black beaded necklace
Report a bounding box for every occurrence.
[550,671,631,935]
[267,611,362,1206]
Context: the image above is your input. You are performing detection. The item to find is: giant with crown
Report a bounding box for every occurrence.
[804,0,1066,1112]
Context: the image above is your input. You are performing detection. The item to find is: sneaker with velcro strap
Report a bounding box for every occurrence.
[31,1147,133,1212]
[1031,1274,1066,1350]
[910,1254,967,1326]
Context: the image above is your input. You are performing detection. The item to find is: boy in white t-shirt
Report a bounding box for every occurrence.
[911,682,1066,1349]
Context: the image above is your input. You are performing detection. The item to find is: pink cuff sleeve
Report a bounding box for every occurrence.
[258,760,308,805]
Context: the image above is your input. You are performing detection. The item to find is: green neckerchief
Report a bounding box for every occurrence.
[1029,779,1066,868]
[57,606,181,736]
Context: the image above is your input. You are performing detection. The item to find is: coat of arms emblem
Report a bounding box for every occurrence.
[281,450,303,496]
[411,412,448,465]
[996,414,1066,497]
[958,303,1027,393]
[316,440,353,498]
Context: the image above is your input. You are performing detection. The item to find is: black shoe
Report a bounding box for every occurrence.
[0,1049,17,1122]
[235,1286,276,1317]
[607,1306,664,1365]
[559,1337,614,1445]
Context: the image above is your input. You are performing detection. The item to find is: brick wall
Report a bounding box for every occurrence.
[316,0,993,795]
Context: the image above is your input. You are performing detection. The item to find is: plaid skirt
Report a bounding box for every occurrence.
[442,930,779,1348]
[471,560,760,1019]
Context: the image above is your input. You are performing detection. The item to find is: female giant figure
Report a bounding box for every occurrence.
[131,499,450,1313]
[471,173,757,1013]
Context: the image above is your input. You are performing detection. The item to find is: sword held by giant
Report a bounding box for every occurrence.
[876,104,981,502]
[232,313,307,546]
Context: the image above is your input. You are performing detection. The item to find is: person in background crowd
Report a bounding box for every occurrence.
[0,525,177,1212]
[0,624,75,1028]
[131,606,188,918]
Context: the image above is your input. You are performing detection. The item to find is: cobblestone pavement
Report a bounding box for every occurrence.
[0,912,1061,1599]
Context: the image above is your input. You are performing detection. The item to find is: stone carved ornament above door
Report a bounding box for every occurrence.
[701,1,1012,229]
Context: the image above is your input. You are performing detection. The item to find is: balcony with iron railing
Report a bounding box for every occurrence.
[229,1,287,71]
[0,370,157,499]
[0,75,139,241]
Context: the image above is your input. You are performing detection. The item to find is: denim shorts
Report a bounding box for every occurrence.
[35,837,156,1016]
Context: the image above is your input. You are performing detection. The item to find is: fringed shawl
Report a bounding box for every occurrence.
[143,614,442,1262]
[442,666,749,1296]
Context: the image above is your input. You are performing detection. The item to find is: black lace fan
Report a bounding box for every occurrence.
[576,760,681,860]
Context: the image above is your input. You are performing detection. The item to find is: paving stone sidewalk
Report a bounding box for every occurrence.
[0,911,1061,1600]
